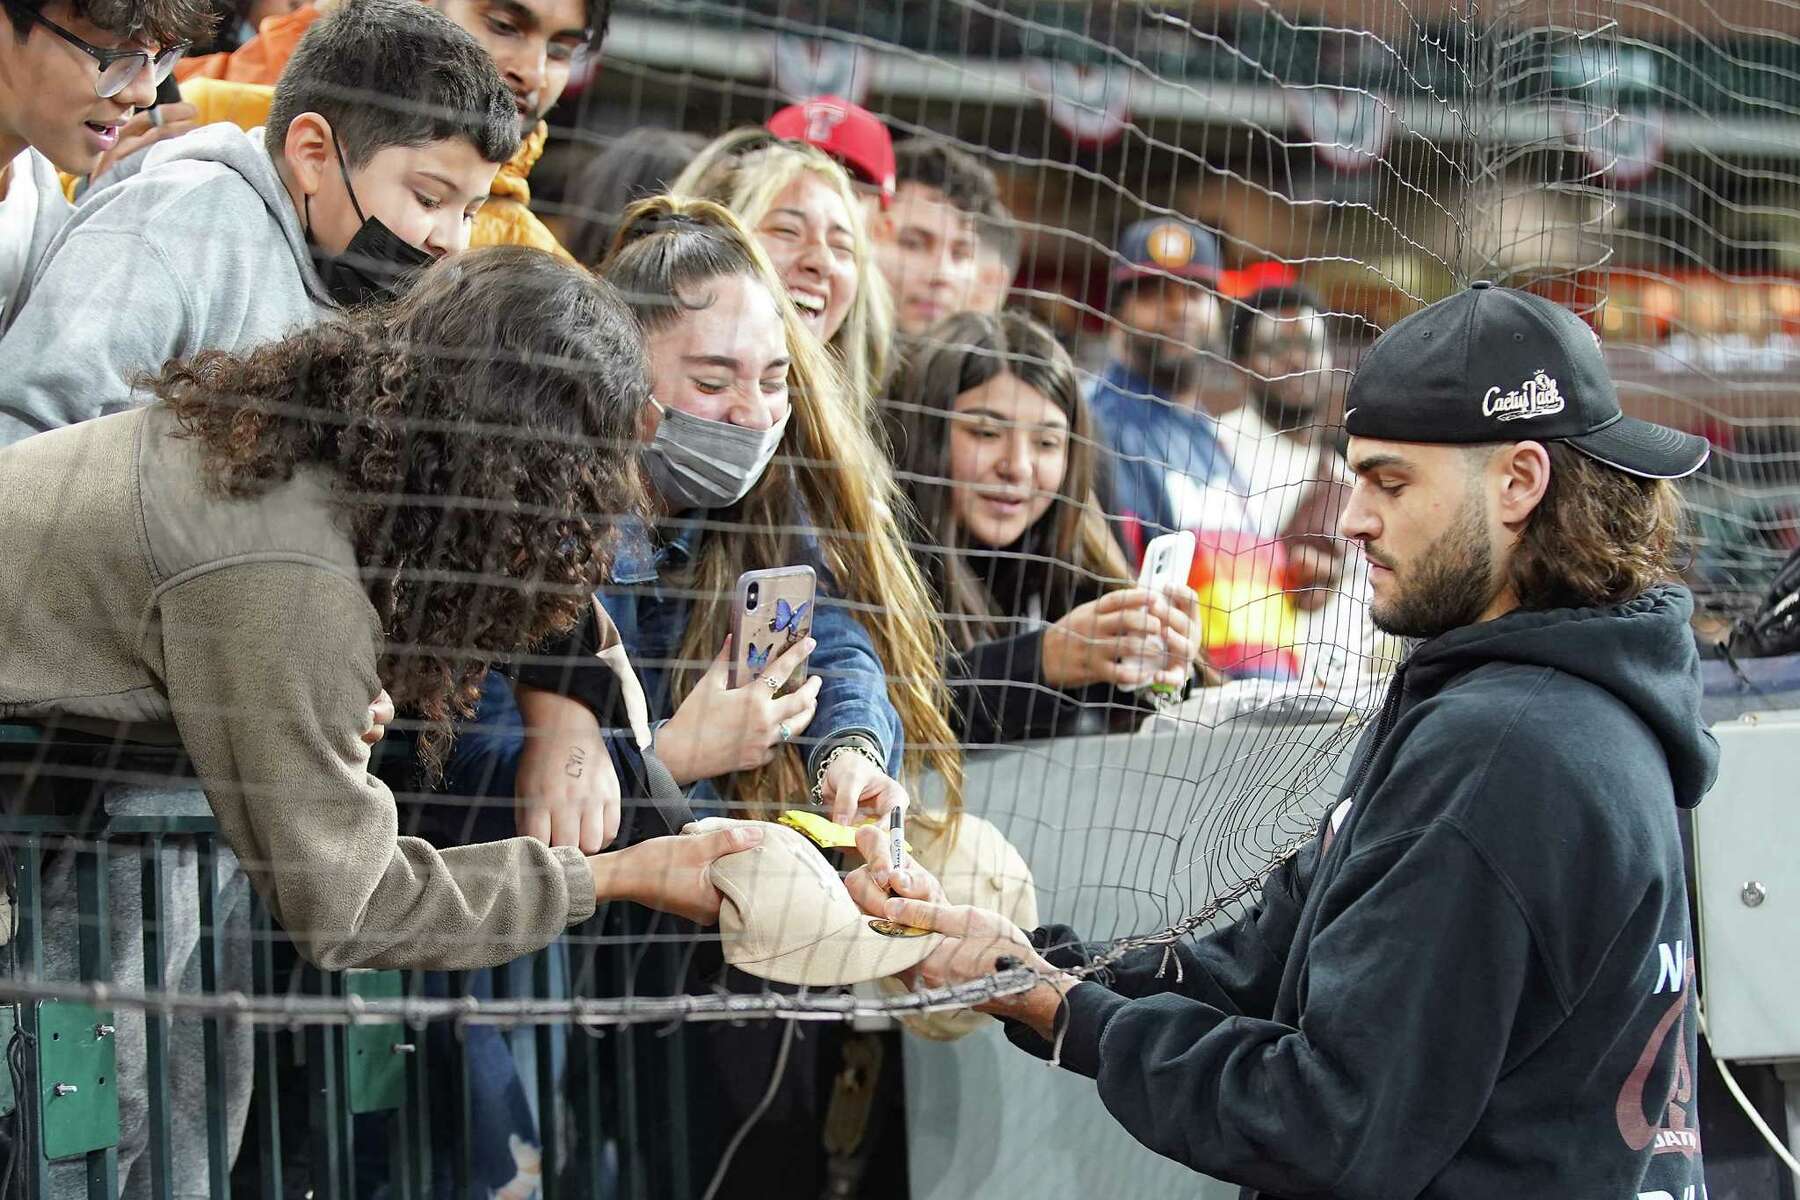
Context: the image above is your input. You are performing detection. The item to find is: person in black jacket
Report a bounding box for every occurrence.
[861,283,1720,1199]
[885,310,1205,743]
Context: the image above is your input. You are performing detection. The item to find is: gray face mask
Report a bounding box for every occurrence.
[641,400,790,510]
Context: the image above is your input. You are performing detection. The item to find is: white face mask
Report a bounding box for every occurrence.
[641,400,790,510]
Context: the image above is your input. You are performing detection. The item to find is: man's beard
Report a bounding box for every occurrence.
[1367,493,1498,639]
[1126,330,1207,396]
[1252,376,1325,432]
[1254,387,1320,432]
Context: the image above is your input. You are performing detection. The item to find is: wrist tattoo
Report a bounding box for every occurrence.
[564,746,586,779]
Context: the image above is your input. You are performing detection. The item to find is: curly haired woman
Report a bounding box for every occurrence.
[0,246,766,972]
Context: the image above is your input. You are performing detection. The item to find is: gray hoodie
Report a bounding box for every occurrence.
[0,147,74,335]
[0,124,334,447]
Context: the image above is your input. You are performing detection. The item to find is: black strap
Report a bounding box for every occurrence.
[637,746,698,836]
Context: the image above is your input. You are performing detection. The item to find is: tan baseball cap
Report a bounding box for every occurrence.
[876,812,1040,1040]
[690,817,944,986]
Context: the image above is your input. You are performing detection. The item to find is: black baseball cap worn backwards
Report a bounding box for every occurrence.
[1344,282,1709,479]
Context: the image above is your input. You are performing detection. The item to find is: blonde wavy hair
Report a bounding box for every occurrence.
[602,196,962,826]
[673,132,895,416]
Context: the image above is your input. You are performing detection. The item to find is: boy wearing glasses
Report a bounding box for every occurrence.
[0,0,518,446]
[0,0,205,331]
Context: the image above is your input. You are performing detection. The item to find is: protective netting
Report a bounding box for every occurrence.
[529,0,1800,961]
[1,0,1798,1194]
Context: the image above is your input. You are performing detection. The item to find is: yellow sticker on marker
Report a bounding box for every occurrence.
[778,810,912,854]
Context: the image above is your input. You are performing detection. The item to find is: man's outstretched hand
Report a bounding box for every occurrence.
[876,895,1077,1037]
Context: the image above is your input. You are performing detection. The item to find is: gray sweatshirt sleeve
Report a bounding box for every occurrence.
[0,227,189,447]
[156,559,597,971]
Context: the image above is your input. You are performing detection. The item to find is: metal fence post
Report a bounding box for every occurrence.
[567,934,607,1200]
[73,837,117,1200]
[532,948,560,1200]
[195,836,231,1200]
[248,897,282,1200]
[392,972,430,1200]
[139,835,173,1200]
[446,970,472,1200]
[305,971,354,1200]
[15,834,50,1200]
[657,931,690,1200]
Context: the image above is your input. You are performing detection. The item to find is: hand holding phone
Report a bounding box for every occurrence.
[656,635,822,784]
[1040,588,1195,692]
[1128,532,1198,695]
[729,566,817,690]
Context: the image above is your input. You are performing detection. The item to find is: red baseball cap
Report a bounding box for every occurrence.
[767,96,896,209]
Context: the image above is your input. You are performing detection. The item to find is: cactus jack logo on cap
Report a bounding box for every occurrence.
[1481,369,1566,422]
[1343,283,1711,480]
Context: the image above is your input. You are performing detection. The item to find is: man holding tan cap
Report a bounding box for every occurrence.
[857,285,1716,1200]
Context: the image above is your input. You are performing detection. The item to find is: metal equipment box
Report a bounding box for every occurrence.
[1692,710,1800,1063]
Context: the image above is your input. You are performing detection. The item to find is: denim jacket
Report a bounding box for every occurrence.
[600,514,903,789]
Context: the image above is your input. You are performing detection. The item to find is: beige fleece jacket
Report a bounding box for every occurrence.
[0,404,604,971]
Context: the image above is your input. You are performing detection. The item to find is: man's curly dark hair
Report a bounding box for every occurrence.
[148,246,649,778]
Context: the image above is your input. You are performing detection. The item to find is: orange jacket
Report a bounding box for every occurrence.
[177,77,570,260]
[174,3,320,85]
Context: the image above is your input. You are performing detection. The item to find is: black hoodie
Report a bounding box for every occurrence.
[1007,584,1720,1200]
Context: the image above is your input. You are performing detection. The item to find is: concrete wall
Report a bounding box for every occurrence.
[903,708,1360,1200]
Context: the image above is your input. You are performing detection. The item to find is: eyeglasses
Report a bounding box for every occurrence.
[15,5,187,99]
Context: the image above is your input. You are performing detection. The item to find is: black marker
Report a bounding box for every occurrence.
[887,801,905,876]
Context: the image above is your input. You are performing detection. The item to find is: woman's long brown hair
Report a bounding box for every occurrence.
[886,311,1132,652]
[1506,442,1687,610]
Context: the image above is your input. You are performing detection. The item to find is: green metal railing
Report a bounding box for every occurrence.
[0,725,644,1200]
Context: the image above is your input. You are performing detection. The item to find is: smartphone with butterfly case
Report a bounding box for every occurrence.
[728,565,817,691]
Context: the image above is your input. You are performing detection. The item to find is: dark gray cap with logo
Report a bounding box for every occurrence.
[1343,282,1710,479]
